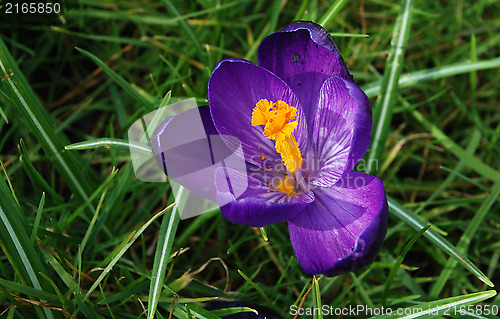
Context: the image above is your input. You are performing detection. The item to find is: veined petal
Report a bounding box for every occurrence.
[288,172,387,276]
[209,59,308,169]
[311,76,372,187]
[215,166,314,227]
[258,21,353,123]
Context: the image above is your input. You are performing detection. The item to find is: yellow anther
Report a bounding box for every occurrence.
[276,135,302,172]
[251,99,275,126]
[277,175,298,195]
[251,99,303,172]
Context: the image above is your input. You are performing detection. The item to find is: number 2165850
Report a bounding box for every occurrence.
[4,2,61,14]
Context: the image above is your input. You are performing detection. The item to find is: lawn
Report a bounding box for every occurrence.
[0,0,499,318]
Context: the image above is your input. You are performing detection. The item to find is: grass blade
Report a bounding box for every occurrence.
[0,278,60,304]
[330,33,369,38]
[84,202,176,301]
[65,138,153,156]
[430,180,500,297]
[312,276,323,319]
[29,192,45,245]
[178,303,222,319]
[366,0,413,174]
[411,109,500,182]
[19,139,64,204]
[388,197,494,287]
[318,0,350,28]
[0,38,95,208]
[147,187,182,319]
[266,0,285,34]
[362,58,500,98]
[0,179,54,319]
[77,168,117,260]
[59,167,119,229]
[372,290,496,319]
[382,225,430,306]
[414,129,481,215]
[38,242,78,291]
[75,47,155,111]
[38,229,100,318]
[162,0,206,68]
[209,307,257,318]
[237,269,273,305]
[0,104,8,123]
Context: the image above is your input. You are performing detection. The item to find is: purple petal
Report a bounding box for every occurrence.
[152,106,247,201]
[215,166,314,227]
[310,76,372,187]
[258,21,353,123]
[152,105,214,175]
[288,172,387,276]
[208,59,308,169]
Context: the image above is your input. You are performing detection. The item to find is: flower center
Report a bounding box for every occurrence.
[251,99,303,172]
[276,173,297,195]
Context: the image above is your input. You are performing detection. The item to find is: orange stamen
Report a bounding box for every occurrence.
[251,99,303,173]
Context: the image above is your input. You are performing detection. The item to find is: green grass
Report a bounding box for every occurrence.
[1,0,500,318]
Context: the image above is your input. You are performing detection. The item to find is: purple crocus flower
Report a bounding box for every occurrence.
[153,21,388,276]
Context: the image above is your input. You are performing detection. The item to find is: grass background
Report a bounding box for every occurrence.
[0,0,499,318]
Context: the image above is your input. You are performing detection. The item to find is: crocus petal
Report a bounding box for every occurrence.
[258,21,353,123]
[208,59,308,169]
[288,172,387,276]
[215,166,314,227]
[152,106,247,201]
[310,76,372,187]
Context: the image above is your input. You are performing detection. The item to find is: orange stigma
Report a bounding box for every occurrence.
[251,99,303,172]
